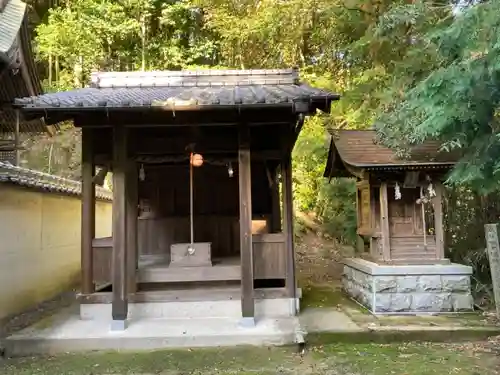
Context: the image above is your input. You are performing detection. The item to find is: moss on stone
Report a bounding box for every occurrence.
[301,283,369,314]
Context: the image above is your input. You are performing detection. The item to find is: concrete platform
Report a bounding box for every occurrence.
[2,305,305,357]
[4,303,497,357]
[80,297,300,320]
[299,308,362,333]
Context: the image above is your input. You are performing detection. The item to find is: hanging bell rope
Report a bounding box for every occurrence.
[419,186,428,250]
[187,152,204,256]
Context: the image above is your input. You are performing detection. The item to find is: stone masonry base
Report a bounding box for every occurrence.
[342,258,474,314]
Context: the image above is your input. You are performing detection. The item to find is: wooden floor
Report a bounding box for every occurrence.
[137,256,241,283]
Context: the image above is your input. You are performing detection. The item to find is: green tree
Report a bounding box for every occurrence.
[375,0,500,192]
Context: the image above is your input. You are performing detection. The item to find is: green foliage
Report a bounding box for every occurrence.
[25,0,500,274]
[316,179,358,245]
[292,116,330,213]
[28,0,369,244]
[443,186,500,305]
[293,116,357,244]
[375,0,500,192]
[20,125,81,179]
[35,0,220,82]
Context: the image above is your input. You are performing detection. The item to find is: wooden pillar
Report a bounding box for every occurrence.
[369,190,378,259]
[126,161,138,294]
[270,167,281,233]
[282,152,296,307]
[379,183,391,261]
[81,127,95,294]
[112,125,128,330]
[14,110,20,166]
[433,183,445,260]
[238,125,254,325]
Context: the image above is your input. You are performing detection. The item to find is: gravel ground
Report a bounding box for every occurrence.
[0,289,77,340]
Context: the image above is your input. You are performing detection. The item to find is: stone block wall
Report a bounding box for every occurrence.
[343,266,374,311]
[342,259,474,314]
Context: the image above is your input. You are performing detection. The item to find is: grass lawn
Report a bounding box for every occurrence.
[1,341,499,375]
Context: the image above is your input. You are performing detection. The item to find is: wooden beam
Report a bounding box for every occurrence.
[369,188,379,259]
[78,287,298,304]
[379,182,391,261]
[72,109,297,128]
[135,149,282,159]
[433,182,445,260]
[253,233,285,243]
[96,151,283,167]
[282,151,297,307]
[126,161,138,294]
[238,124,255,323]
[81,127,95,294]
[112,125,128,329]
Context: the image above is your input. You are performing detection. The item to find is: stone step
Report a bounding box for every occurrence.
[81,298,299,320]
[4,316,300,357]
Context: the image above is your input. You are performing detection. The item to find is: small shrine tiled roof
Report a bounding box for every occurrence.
[324,129,460,177]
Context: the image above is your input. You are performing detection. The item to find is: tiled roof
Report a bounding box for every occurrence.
[0,0,48,133]
[0,161,112,200]
[324,129,459,177]
[0,0,25,63]
[15,69,339,112]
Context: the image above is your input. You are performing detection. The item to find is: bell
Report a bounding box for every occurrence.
[190,153,203,167]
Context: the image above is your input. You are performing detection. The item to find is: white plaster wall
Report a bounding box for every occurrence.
[0,184,112,320]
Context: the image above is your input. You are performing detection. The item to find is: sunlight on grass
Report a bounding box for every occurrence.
[1,342,498,375]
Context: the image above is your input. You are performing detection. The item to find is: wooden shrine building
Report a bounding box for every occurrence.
[15,69,339,329]
[1,0,51,164]
[324,129,460,265]
[324,129,474,314]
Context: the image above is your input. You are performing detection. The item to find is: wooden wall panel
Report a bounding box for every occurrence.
[137,215,272,259]
[139,163,272,218]
[92,232,286,283]
[388,188,425,236]
[138,216,240,258]
[92,246,112,285]
[253,233,286,279]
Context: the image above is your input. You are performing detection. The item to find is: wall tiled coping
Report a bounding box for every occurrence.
[0,161,112,201]
[343,258,473,276]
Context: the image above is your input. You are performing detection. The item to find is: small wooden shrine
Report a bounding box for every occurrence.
[15,68,339,329]
[324,129,460,265]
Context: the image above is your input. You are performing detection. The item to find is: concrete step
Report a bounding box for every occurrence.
[3,316,300,357]
[80,298,298,320]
